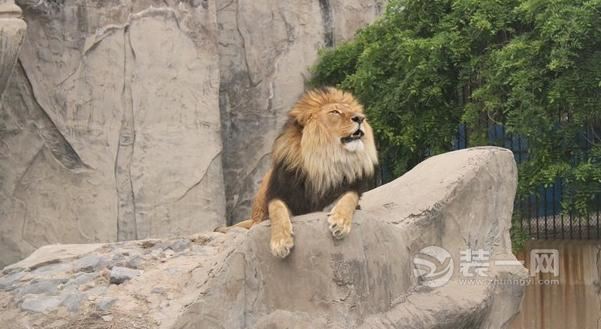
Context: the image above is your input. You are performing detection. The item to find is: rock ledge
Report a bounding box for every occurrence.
[0,147,526,329]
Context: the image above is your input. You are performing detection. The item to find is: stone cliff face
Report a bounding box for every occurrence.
[0,0,385,266]
[0,147,527,329]
[0,1,26,98]
[0,0,225,267]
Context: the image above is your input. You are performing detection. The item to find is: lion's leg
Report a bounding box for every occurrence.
[328,191,359,239]
[251,168,272,224]
[234,219,254,229]
[214,219,254,233]
[269,199,294,258]
[215,169,272,234]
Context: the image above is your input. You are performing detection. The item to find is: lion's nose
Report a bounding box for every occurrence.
[352,115,365,123]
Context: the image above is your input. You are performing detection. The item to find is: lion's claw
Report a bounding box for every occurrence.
[270,232,294,258]
[328,212,351,240]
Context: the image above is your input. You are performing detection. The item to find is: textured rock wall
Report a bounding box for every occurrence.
[217,0,386,223]
[0,0,387,266]
[0,1,26,98]
[0,0,225,267]
[0,147,527,329]
[0,0,28,265]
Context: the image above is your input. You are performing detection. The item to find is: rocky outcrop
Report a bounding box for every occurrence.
[0,0,226,267]
[217,0,386,224]
[0,147,527,328]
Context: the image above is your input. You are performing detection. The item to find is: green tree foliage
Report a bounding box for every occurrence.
[311,0,601,216]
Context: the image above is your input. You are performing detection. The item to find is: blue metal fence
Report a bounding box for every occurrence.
[375,121,601,239]
[453,123,601,240]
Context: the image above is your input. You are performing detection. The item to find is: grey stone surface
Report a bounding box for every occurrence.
[164,239,191,252]
[0,272,24,290]
[125,255,143,269]
[20,295,64,314]
[96,297,117,312]
[0,148,527,329]
[62,292,85,313]
[109,266,140,285]
[0,1,26,98]
[65,272,97,289]
[217,0,387,223]
[74,255,106,273]
[15,279,65,297]
[0,0,226,267]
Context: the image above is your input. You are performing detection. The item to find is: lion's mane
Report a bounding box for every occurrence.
[259,88,378,217]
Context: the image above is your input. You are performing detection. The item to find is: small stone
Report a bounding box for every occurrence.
[62,293,85,313]
[96,297,116,312]
[109,267,140,284]
[111,253,125,262]
[66,272,97,289]
[74,255,105,273]
[126,256,143,269]
[102,315,113,322]
[167,239,190,252]
[17,279,66,297]
[0,272,25,291]
[109,254,127,268]
[21,295,64,314]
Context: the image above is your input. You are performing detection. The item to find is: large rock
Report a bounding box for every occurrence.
[0,147,527,328]
[217,0,387,223]
[0,0,226,267]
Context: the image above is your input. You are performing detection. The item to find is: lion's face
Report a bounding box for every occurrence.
[273,88,378,195]
[314,102,371,153]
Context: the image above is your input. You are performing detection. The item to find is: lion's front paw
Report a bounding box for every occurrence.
[328,210,352,240]
[270,230,294,258]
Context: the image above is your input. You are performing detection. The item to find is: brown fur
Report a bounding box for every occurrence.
[222,88,378,258]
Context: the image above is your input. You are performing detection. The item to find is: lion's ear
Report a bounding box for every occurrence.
[289,109,311,127]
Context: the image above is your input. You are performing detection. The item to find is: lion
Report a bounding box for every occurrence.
[222,87,378,258]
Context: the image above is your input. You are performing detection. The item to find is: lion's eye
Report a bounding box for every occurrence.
[329,110,342,115]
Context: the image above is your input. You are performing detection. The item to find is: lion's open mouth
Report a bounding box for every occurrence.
[341,129,365,144]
